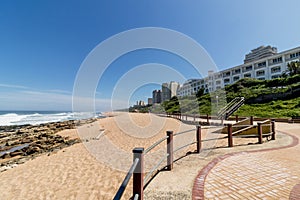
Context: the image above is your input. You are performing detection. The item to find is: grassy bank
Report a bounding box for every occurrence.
[156,75,300,118]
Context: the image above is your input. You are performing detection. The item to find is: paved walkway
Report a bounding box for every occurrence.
[193,123,300,200]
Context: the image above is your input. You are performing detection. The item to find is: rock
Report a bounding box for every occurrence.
[0,152,11,159]
[10,151,24,157]
[25,146,41,155]
[17,158,27,164]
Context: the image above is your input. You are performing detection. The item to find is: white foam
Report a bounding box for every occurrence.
[0,112,102,126]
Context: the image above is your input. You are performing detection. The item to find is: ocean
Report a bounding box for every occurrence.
[0,111,103,126]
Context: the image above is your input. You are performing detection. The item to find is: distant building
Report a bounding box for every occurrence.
[152,90,161,104]
[161,83,170,102]
[161,81,179,102]
[244,45,277,64]
[169,81,180,97]
[177,79,203,97]
[136,100,145,106]
[177,45,300,97]
[148,98,153,105]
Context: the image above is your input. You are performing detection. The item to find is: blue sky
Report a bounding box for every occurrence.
[1,0,300,111]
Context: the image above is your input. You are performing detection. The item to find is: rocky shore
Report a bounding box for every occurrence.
[0,118,97,172]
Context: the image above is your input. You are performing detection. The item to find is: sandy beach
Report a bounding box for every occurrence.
[0,112,197,199]
[0,112,294,199]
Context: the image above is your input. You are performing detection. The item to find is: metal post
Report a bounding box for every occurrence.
[236,115,239,122]
[166,131,173,171]
[227,124,233,147]
[250,116,254,125]
[271,120,276,140]
[257,123,263,144]
[133,148,144,200]
[196,126,202,153]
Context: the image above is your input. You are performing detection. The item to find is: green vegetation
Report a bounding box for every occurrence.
[235,97,300,118]
[128,104,151,113]
[157,73,300,118]
[287,61,300,76]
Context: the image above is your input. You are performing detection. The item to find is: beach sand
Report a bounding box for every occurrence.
[0,113,291,199]
[0,112,196,200]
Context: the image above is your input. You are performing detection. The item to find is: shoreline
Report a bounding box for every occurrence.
[0,112,197,199]
[0,118,98,172]
[0,112,296,199]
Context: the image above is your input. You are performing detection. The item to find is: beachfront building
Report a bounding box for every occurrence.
[161,83,170,102]
[161,81,180,102]
[177,45,300,96]
[136,100,145,106]
[147,98,153,105]
[152,90,161,104]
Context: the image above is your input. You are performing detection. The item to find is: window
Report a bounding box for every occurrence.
[245,66,252,71]
[214,74,221,79]
[233,76,240,81]
[272,57,282,63]
[271,75,280,79]
[216,80,221,85]
[258,77,265,80]
[232,69,241,74]
[216,86,221,89]
[223,72,230,77]
[257,62,266,67]
[224,78,230,83]
[271,66,281,73]
[256,70,265,76]
[244,73,251,78]
[290,53,296,58]
[290,52,300,59]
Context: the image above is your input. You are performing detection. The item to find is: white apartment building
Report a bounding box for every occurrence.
[177,45,300,97]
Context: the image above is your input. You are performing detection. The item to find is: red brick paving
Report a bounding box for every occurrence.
[192,129,300,200]
[290,183,300,200]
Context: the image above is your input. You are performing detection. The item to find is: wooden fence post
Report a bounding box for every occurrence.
[196,126,202,153]
[193,114,195,122]
[250,116,254,125]
[271,120,276,140]
[257,123,263,144]
[206,114,209,124]
[133,148,144,200]
[227,124,233,147]
[236,115,239,122]
[166,131,174,171]
[186,114,188,121]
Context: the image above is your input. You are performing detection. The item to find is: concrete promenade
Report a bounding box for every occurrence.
[144,117,300,199]
[193,122,300,199]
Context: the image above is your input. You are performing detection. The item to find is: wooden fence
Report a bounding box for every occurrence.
[113,126,201,200]
[114,115,277,200]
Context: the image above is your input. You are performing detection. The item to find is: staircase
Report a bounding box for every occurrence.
[218,97,245,120]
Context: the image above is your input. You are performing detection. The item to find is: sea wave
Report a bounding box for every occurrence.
[0,111,102,126]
